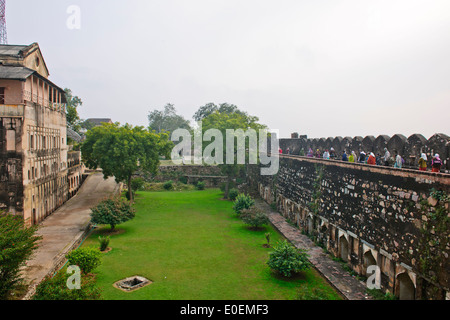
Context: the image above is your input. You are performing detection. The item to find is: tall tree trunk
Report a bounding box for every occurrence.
[224,175,231,199]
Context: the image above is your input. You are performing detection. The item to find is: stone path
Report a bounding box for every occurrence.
[21,172,121,300]
[255,199,372,300]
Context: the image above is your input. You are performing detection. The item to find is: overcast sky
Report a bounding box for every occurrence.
[7,0,450,138]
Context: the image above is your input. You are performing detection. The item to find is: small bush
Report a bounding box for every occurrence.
[32,272,102,300]
[163,180,174,190]
[196,181,205,190]
[131,177,144,192]
[241,208,269,229]
[232,193,255,215]
[98,236,110,252]
[228,188,239,201]
[65,247,101,274]
[267,240,311,277]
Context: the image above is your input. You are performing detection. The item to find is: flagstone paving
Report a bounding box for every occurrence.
[254,199,372,300]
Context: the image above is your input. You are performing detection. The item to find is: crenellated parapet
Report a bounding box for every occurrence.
[281,133,450,171]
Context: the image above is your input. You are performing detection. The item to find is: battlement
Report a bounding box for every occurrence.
[281,133,449,171]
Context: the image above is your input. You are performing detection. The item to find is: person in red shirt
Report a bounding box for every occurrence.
[431,154,442,172]
[367,152,376,165]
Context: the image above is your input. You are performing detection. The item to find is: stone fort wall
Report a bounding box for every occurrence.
[248,155,450,300]
[280,133,449,171]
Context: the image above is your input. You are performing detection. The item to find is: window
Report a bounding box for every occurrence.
[0,87,5,104]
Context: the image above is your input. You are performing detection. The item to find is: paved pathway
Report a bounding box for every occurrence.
[255,199,372,300]
[21,172,120,299]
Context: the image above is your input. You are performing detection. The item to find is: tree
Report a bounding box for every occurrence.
[148,103,192,134]
[201,106,266,198]
[0,213,42,299]
[90,196,135,231]
[64,88,83,133]
[81,122,173,201]
[193,102,247,121]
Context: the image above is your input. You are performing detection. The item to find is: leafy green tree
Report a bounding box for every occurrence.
[64,88,83,133]
[81,123,173,201]
[148,103,192,134]
[90,196,135,231]
[0,213,42,299]
[201,107,266,198]
[193,102,248,121]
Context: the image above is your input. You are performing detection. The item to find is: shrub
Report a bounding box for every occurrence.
[32,271,102,300]
[65,247,102,274]
[0,213,42,300]
[267,240,311,277]
[131,177,144,192]
[98,236,110,251]
[196,181,205,190]
[241,208,269,229]
[228,188,239,201]
[90,196,135,231]
[163,180,173,190]
[179,176,188,184]
[232,193,255,215]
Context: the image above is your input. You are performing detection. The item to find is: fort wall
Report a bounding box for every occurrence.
[248,155,450,299]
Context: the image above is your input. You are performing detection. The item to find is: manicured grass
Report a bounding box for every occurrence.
[82,189,342,300]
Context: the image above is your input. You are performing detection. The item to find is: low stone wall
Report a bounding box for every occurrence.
[136,165,224,187]
[281,133,449,171]
[248,155,450,300]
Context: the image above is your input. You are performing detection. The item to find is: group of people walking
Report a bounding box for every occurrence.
[279,147,443,173]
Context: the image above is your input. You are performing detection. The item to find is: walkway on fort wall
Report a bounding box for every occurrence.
[255,199,372,300]
[22,172,121,300]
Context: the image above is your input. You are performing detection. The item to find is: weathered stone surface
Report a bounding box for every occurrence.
[248,155,450,299]
[280,133,450,171]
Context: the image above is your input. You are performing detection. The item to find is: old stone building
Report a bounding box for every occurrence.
[0,42,80,225]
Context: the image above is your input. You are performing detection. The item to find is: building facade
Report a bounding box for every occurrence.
[0,43,75,225]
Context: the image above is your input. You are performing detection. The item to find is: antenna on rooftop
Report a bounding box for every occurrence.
[0,0,7,45]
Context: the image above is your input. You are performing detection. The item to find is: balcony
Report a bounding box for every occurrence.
[22,90,66,112]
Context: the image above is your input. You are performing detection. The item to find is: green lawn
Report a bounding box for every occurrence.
[81,189,342,300]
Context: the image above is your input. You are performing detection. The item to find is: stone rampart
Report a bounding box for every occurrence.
[281,133,449,171]
[248,155,450,300]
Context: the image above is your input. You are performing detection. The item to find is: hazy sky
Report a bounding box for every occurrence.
[7,0,450,138]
